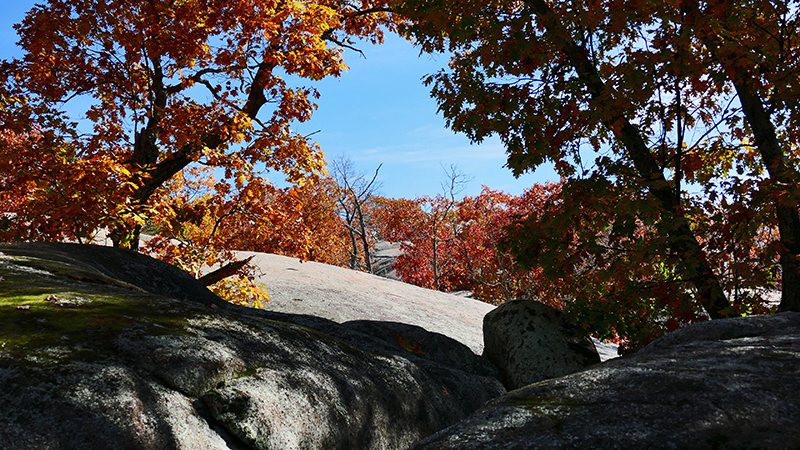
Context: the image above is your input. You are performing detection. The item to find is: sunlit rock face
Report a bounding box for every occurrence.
[410,312,800,450]
[0,242,505,450]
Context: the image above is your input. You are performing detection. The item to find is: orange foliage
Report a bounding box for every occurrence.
[1,0,396,305]
[206,177,350,266]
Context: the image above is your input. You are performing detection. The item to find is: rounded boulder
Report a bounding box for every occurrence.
[483,299,600,390]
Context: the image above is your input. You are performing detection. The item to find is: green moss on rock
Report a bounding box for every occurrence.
[0,253,205,359]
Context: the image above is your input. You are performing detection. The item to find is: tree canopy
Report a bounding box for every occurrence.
[394,0,799,321]
[0,0,395,248]
[0,0,397,301]
[2,0,798,349]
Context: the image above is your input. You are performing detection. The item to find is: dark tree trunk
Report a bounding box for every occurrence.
[354,200,373,274]
[526,0,732,318]
[686,2,800,312]
[112,60,276,253]
[731,79,800,312]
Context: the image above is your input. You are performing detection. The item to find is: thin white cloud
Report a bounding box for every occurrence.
[348,140,508,165]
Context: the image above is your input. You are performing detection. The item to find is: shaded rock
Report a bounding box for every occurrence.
[0,241,228,308]
[637,311,800,354]
[0,242,504,450]
[410,312,800,450]
[344,320,499,378]
[483,299,600,390]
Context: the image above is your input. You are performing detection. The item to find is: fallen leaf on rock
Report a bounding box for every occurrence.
[397,336,426,354]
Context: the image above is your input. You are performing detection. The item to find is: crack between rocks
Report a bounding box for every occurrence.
[192,397,256,450]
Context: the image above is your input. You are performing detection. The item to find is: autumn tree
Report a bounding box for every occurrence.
[371,181,557,303]
[503,179,780,350]
[393,0,800,323]
[670,0,800,312]
[373,170,548,299]
[455,184,561,304]
[147,172,349,255]
[0,0,396,297]
[229,178,351,266]
[424,164,472,290]
[374,196,436,288]
[374,165,473,291]
[289,178,353,266]
[330,156,382,272]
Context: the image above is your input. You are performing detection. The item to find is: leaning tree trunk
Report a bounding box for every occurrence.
[110,58,276,252]
[527,0,732,318]
[687,6,800,312]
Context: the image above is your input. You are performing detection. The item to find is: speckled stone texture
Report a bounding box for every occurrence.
[0,242,505,450]
[482,299,600,390]
[410,312,800,450]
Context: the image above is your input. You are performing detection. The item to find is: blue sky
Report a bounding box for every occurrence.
[1,2,557,199]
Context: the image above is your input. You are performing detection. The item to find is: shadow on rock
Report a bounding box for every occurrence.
[0,242,505,450]
[409,312,800,450]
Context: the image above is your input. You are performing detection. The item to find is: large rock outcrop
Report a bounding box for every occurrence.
[233,249,495,356]
[483,299,600,390]
[0,242,504,450]
[410,312,800,450]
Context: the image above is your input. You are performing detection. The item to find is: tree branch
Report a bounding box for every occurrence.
[198,255,255,286]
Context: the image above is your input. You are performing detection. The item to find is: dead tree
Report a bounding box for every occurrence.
[331,156,382,273]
